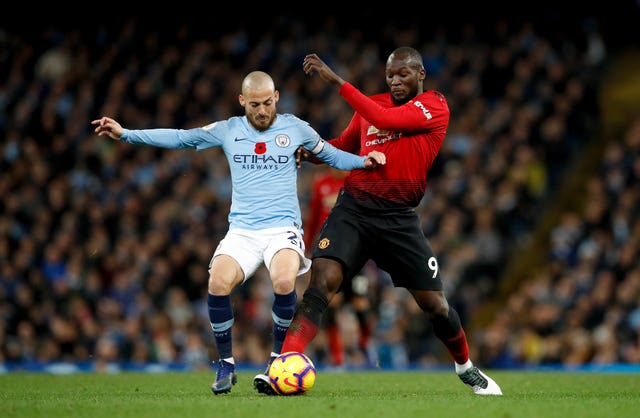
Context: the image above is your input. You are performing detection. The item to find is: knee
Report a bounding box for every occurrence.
[430,297,450,318]
[208,255,243,295]
[310,258,343,294]
[208,273,233,295]
[208,269,243,295]
[271,275,296,294]
[412,290,449,317]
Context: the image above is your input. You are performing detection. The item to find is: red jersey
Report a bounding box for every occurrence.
[304,169,347,250]
[329,82,450,209]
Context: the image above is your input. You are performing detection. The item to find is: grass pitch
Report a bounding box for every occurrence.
[1,370,638,418]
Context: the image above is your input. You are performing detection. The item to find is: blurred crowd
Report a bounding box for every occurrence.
[476,116,640,367]
[0,12,637,371]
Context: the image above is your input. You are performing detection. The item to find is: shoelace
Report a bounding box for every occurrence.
[460,368,488,389]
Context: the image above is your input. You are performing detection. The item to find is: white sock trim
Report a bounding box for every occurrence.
[455,359,473,374]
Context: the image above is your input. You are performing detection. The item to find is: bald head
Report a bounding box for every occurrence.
[242,71,276,96]
[239,71,279,131]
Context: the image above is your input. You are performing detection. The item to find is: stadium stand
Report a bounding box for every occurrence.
[0,9,638,370]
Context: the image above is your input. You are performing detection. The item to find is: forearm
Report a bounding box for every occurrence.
[315,140,365,170]
[121,128,189,149]
[338,83,428,131]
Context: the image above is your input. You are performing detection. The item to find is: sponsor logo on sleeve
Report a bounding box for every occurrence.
[413,100,432,120]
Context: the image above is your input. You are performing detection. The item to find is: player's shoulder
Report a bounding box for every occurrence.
[419,90,447,102]
[416,90,449,110]
[201,115,244,131]
[226,115,247,127]
[278,113,305,122]
[276,113,311,128]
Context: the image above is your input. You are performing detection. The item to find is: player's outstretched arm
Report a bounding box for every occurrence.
[363,150,386,169]
[91,117,124,140]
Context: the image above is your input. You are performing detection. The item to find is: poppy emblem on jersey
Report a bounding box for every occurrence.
[275,134,291,147]
[255,142,266,154]
[318,238,330,249]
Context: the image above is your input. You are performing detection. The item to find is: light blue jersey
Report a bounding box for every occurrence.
[121,113,367,231]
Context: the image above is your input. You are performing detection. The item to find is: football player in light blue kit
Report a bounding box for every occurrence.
[92,71,386,395]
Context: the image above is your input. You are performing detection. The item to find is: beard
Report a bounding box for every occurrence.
[391,86,418,106]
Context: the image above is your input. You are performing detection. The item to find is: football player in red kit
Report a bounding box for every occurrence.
[304,168,348,252]
[280,47,502,395]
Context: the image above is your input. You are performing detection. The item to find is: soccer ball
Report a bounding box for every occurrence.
[268,351,316,395]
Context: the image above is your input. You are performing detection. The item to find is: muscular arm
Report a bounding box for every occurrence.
[302,53,449,133]
[339,83,449,132]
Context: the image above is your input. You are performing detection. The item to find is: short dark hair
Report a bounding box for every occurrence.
[389,46,424,71]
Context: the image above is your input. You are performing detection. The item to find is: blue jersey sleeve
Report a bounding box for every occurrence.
[121,126,223,150]
[314,139,366,170]
[294,121,366,170]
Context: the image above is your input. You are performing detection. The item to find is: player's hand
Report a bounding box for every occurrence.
[363,151,386,169]
[91,116,124,140]
[303,54,345,87]
[296,146,312,168]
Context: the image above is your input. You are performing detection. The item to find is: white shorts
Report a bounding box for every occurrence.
[210,227,311,283]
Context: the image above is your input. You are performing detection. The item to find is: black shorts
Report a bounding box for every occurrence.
[311,190,442,291]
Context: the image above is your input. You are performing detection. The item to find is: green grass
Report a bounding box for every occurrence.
[1,370,639,418]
